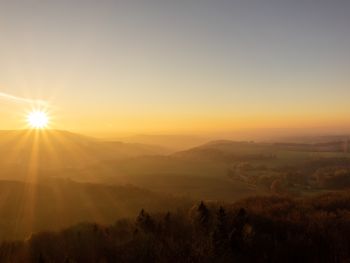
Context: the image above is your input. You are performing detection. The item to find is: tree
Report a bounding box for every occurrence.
[196,201,210,230]
[212,207,231,259]
[136,209,155,233]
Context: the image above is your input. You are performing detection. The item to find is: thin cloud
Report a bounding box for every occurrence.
[0,91,48,106]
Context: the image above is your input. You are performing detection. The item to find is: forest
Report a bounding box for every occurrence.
[1,192,350,263]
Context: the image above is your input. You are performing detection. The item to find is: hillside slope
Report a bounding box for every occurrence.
[0,130,168,172]
[0,179,190,241]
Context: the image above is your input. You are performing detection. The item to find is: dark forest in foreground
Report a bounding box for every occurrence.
[2,192,350,263]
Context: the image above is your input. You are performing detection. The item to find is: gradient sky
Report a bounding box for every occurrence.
[0,0,349,136]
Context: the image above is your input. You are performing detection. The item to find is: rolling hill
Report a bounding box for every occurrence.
[119,134,208,152]
[173,140,350,164]
[0,130,168,173]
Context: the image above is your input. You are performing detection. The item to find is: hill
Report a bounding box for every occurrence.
[2,131,350,207]
[174,140,350,162]
[119,134,208,152]
[58,139,350,201]
[0,131,260,202]
[0,130,168,175]
[0,179,190,241]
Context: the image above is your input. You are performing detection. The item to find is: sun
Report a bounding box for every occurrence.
[27,110,49,129]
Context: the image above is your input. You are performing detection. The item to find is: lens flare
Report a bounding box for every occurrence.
[27,111,49,129]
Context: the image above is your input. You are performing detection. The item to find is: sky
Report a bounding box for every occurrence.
[0,0,349,137]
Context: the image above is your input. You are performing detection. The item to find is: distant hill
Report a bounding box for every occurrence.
[0,130,259,202]
[277,135,350,144]
[2,131,349,204]
[0,130,168,172]
[173,140,350,162]
[119,134,208,152]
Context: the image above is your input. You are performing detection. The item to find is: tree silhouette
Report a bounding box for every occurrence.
[136,209,155,233]
[213,206,231,260]
[196,201,210,230]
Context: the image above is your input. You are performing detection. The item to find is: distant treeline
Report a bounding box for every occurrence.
[228,157,350,193]
[2,192,350,262]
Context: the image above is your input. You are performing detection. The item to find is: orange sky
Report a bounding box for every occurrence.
[0,1,349,138]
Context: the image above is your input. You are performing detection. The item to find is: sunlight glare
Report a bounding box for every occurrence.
[27,111,49,129]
